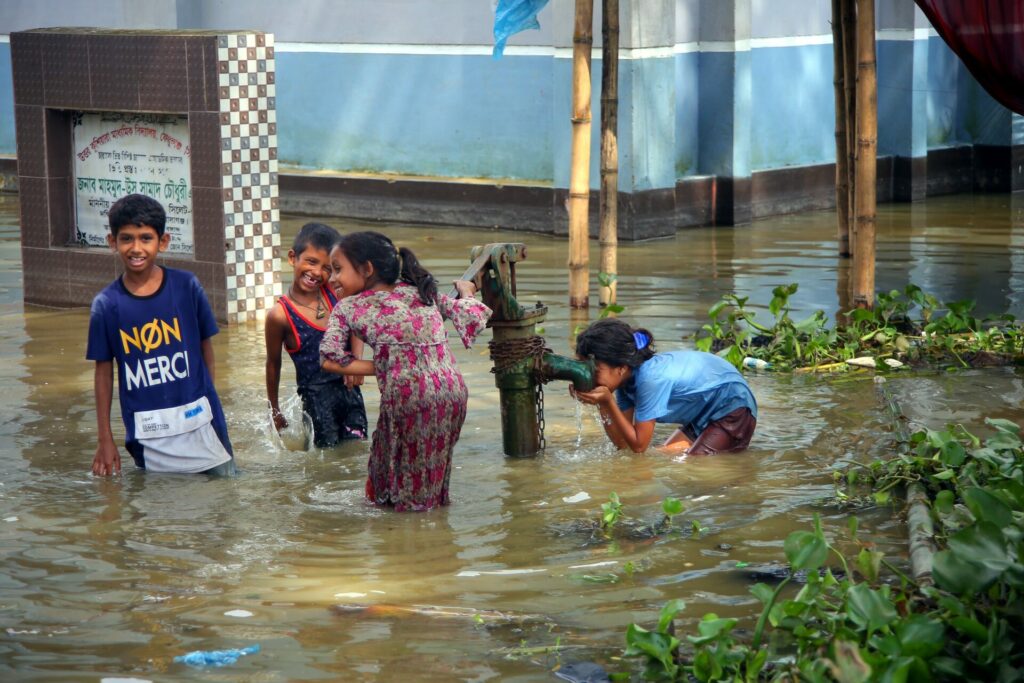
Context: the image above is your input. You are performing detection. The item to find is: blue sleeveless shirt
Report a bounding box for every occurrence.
[280,286,343,389]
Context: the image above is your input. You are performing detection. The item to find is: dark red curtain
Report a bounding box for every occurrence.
[915,0,1024,115]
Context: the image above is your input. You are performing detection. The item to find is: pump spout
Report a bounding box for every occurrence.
[539,353,595,392]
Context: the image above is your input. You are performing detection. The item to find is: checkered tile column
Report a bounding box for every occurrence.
[217,32,281,323]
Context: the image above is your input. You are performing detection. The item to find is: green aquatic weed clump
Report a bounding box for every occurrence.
[694,283,1024,372]
[621,419,1024,681]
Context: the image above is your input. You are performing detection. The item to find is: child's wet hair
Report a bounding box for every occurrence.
[293,222,341,255]
[337,231,437,305]
[575,319,656,368]
[108,194,166,237]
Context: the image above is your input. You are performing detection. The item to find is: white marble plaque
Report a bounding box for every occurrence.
[73,112,194,255]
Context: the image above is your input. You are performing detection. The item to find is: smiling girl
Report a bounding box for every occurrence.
[319,231,491,511]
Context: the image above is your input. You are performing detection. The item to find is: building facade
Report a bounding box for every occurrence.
[1,0,1021,239]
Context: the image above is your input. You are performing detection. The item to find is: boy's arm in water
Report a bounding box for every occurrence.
[574,386,656,453]
[322,358,376,377]
[92,360,121,476]
[263,305,289,431]
[201,338,217,385]
[346,334,366,389]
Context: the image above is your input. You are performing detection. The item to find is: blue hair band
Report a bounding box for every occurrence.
[633,331,649,350]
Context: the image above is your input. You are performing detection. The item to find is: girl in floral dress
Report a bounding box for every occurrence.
[319,231,492,511]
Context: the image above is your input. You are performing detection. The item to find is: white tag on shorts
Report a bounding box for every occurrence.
[134,396,214,439]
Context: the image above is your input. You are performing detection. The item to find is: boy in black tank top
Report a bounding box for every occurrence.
[265,223,367,447]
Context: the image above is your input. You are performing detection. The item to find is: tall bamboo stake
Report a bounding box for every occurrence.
[852,0,877,307]
[831,0,851,258]
[568,0,594,309]
[842,0,858,258]
[598,0,619,306]
[835,255,853,323]
[907,482,936,586]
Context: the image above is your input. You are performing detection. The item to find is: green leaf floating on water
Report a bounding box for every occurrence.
[623,624,679,677]
[933,489,955,514]
[845,584,898,634]
[784,523,827,571]
[933,549,1000,595]
[985,416,1021,436]
[661,497,684,517]
[687,614,738,646]
[856,549,884,583]
[657,599,685,633]
[938,440,967,467]
[749,582,774,605]
[946,521,1012,572]
[895,613,945,659]
[962,487,1014,528]
[932,521,1011,594]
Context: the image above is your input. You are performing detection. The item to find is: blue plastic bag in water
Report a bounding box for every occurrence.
[174,644,260,667]
[493,0,551,58]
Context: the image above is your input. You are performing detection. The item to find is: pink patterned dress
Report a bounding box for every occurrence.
[320,283,492,511]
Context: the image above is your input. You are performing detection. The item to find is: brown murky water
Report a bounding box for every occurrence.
[1,192,1023,681]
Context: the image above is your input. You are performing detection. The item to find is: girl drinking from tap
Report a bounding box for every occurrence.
[573,319,757,455]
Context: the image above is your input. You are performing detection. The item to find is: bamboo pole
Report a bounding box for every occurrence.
[842,0,858,258]
[831,0,851,258]
[852,0,877,307]
[598,0,619,307]
[836,251,853,323]
[568,0,594,310]
[878,385,935,588]
[906,482,936,586]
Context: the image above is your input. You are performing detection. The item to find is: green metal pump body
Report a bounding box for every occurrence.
[461,243,594,457]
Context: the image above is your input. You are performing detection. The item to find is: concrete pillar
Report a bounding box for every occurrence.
[960,85,1024,193]
[697,0,752,225]
[614,0,678,238]
[618,0,676,193]
[876,0,929,201]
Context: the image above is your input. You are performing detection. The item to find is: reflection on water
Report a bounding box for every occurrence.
[1,193,1023,680]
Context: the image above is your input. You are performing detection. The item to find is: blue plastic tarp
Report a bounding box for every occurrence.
[493,0,551,58]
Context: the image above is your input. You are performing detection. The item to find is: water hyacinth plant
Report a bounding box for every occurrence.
[620,418,1024,681]
[694,283,1024,372]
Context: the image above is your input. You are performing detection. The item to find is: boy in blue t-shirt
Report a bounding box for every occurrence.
[87,194,235,475]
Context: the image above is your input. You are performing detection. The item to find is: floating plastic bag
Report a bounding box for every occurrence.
[493,0,551,58]
[554,661,611,683]
[174,644,260,668]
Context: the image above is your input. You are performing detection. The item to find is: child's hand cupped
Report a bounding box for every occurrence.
[571,385,614,406]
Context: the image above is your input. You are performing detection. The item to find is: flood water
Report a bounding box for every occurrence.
[2,192,1024,681]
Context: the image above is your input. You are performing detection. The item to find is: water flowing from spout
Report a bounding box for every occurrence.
[574,398,584,448]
